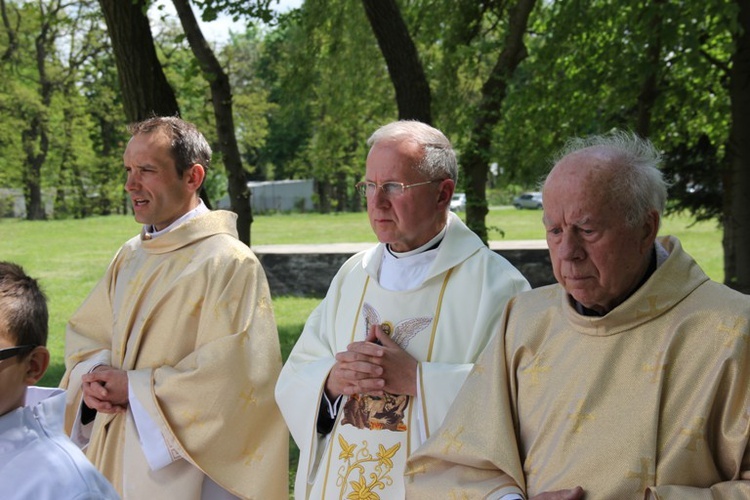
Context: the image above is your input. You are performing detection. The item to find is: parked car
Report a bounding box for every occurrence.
[513,191,543,209]
[450,192,466,211]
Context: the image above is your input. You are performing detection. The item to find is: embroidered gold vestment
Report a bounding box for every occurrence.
[61,211,288,499]
[407,236,750,499]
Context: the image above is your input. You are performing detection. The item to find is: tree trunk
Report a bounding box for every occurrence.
[97,0,179,122]
[171,0,253,245]
[463,0,537,243]
[22,5,57,221]
[21,114,47,220]
[361,0,431,123]
[634,0,664,138]
[724,0,750,293]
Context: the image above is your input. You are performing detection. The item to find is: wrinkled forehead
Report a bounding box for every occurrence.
[366,139,423,175]
[546,149,619,193]
[543,150,625,218]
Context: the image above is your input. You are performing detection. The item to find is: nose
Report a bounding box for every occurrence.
[558,231,585,261]
[370,186,390,207]
[124,171,138,192]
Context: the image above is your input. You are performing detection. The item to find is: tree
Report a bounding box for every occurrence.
[1,0,106,220]
[171,0,253,244]
[460,0,537,242]
[255,0,394,213]
[361,0,431,123]
[97,0,179,121]
[492,0,746,288]
[362,0,537,242]
[221,28,276,183]
[726,0,750,293]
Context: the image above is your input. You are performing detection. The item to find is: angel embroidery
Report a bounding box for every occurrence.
[341,303,434,431]
[361,302,433,349]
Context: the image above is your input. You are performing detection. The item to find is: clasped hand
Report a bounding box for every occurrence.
[81,365,129,414]
[325,324,417,399]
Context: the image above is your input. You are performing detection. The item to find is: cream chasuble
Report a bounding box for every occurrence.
[276,212,530,499]
[313,272,451,499]
[407,236,750,499]
[61,210,288,499]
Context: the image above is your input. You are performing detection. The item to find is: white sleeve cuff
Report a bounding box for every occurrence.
[128,378,177,471]
[322,392,343,418]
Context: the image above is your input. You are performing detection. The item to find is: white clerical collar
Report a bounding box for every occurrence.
[144,200,209,239]
[386,223,448,258]
[379,222,448,291]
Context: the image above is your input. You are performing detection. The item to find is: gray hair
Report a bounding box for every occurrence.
[546,130,668,227]
[367,120,458,182]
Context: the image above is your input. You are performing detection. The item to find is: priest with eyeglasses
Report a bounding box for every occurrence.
[275,120,530,499]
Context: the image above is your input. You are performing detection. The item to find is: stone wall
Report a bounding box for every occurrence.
[253,241,554,297]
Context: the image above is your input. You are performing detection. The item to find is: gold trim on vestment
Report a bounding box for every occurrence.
[319,268,455,498]
[421,267,454,437]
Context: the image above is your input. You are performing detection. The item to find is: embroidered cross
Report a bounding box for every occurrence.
[449,489,470,500]
[243,449,263,466]
[626,457,655,492]
[718,317,748,348]
[522,358,550,385]
[642,351,669,383]
[257,296,272,311]
[181,410,203,428]
[441,426,465,454]
[680,417,706,451]
[636,296,663,318]
[240,388,257,409]
[568,399,594,433]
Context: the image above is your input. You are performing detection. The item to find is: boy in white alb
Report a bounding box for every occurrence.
[0,261,119,500]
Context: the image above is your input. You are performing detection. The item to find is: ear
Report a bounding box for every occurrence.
[185,164,206,193]
[640,209,660,254]
[437,179,455,207]
[23,346,50,386]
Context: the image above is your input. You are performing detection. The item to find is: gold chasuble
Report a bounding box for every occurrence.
[61,211,288,499]
[276,212,531,499]
[407,236,750,499]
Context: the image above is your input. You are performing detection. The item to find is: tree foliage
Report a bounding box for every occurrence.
[0,0,748,287]
[0,0,124,219]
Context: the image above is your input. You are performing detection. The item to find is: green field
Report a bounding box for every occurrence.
[0,208,723,386]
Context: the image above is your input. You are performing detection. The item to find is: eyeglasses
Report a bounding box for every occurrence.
[0,345,36,362]
[355,179,443,198]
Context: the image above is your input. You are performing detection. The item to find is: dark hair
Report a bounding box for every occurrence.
[0,262,48,347]
[127,116,212,181]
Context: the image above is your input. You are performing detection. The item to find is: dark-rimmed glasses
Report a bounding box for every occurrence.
[355,179,443,198]
[0,345,36,362]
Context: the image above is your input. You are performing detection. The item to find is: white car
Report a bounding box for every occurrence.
[450,192,466,211]
[513,192,543,209]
